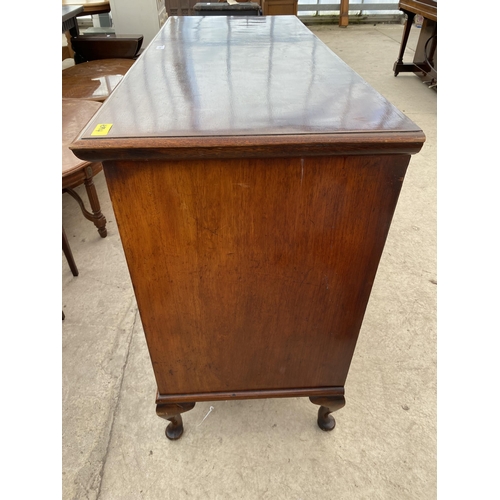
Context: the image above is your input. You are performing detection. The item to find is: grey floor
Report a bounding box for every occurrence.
[62,22,436,500]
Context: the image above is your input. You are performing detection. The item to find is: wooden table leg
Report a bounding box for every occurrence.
[83,166,107,237]
[394,9,416,76]
[62,226,79,276]
[63,166,107,238]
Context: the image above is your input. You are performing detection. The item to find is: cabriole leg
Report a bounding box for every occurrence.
[310,393,346,431]
[156,402,196,440]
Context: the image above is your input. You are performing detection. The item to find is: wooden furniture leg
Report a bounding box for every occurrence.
[156,402,196,440]
[394,10,416,76]
[62,226,79,276]
[310,393,346,431]
[84,166,107,237]
[64,165,107,238]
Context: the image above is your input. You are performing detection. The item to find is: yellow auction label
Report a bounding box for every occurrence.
[91,124,113,136]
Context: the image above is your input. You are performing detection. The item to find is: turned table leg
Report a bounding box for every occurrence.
[84,166,107,238]
[64,171,107,239]
[393,10,416,76]
[310,393,346,431]
[156,402,196,440]
[62,226,79,276]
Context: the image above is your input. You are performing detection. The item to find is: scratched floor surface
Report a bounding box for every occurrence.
[62,22,436,500]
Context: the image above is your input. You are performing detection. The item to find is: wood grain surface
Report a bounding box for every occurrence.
[103,153,409,396]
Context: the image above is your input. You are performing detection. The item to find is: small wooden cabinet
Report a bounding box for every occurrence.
[262,0,297,15]
[72,16,425,440]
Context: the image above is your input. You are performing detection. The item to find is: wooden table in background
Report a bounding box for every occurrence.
[71,16,425,441]
[62,0,112,60]
[62,0,111,16]
[394,0,437,85]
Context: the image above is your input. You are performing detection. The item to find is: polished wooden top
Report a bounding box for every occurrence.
[63,99,102,176]
[399,0,437,21]
[72,16,424,161]
[62,0,110,15]
[62,59,135,102]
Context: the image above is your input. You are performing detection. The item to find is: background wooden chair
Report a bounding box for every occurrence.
[62,98,107,242]
[70,34,143,64]
[63,34,142,102]
[62,58,136,102]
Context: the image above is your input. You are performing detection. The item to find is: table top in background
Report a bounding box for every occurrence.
[62,0,110,15]
[399,0,437,21]
[62,5,84,22]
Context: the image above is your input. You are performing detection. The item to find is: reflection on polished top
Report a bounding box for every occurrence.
[62,59,135,102]
[62,99,102,175]
[79,16,420,140]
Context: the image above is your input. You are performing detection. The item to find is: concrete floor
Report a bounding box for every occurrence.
[62,22,436,500]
